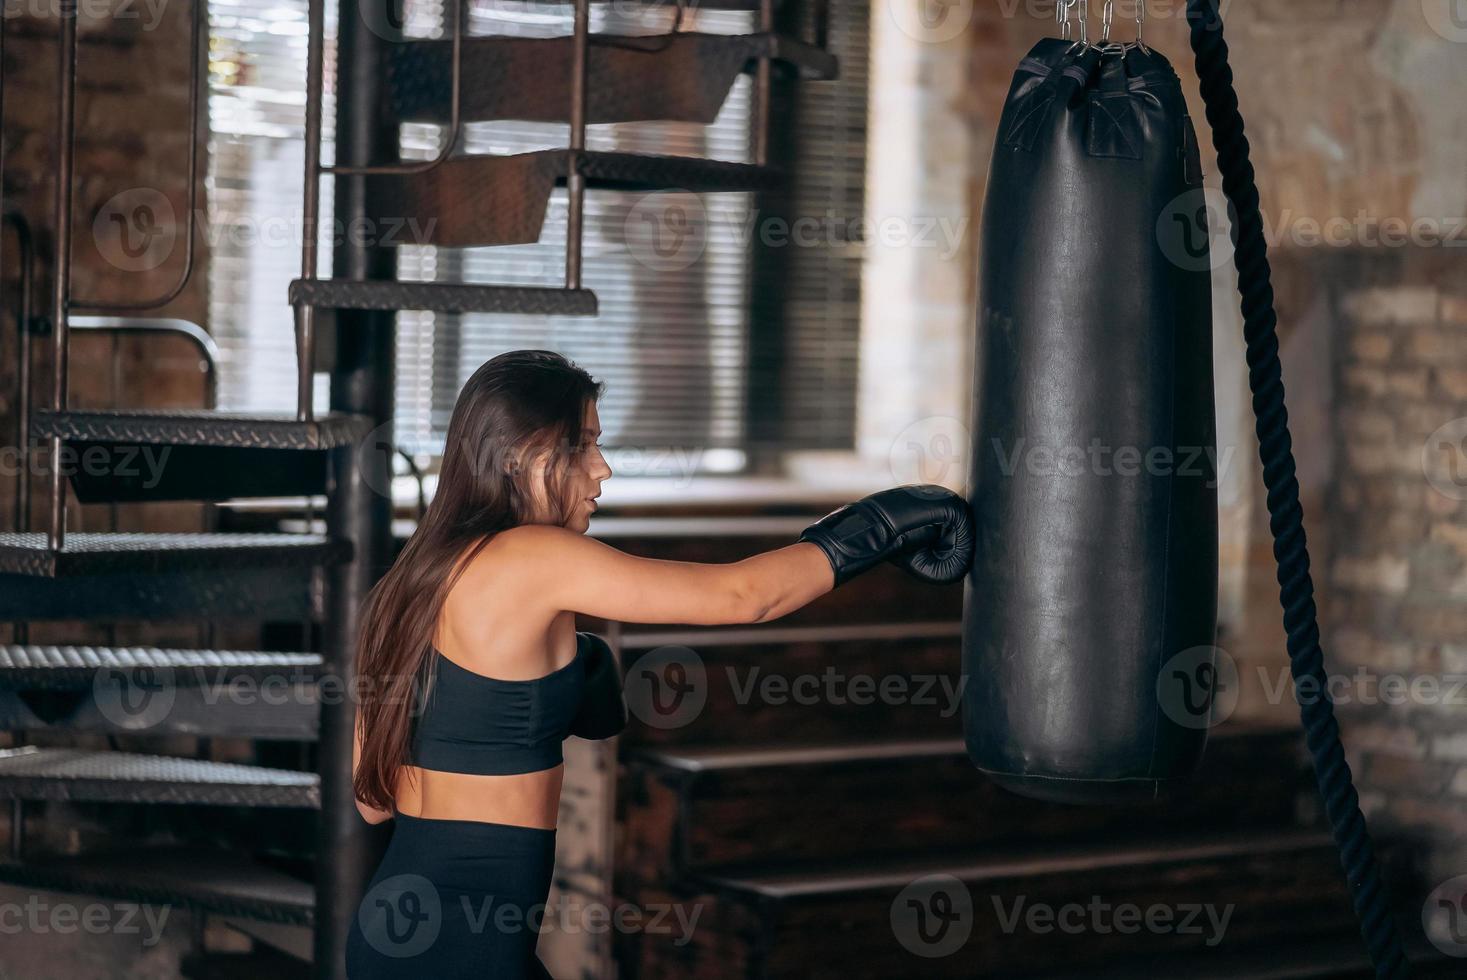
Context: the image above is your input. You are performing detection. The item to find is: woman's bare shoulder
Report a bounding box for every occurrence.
[437,527,574,674]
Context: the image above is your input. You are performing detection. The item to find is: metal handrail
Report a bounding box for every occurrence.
[565,0,590,289]
[67,316,220,407]
[319,0,465,177]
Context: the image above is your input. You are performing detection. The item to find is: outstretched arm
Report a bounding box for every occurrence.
[495,523,835,626]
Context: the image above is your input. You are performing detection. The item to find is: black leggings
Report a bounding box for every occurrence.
[345,812,557,979]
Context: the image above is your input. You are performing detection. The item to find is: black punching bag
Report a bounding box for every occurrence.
[962,38,1219,804]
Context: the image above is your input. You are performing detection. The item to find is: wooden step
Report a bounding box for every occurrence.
[372,150,778,249]
[1028,928,1463,979]
[619,726,1312,883]
[616,622,961,746]
[387,32,835,126]
[0,847,313,926]
[0,646,322,739]
[621,831,1356,978]
[30,410,369,502]
[180,948,311,980]
[287,278,597,316]
[0,747,318,808]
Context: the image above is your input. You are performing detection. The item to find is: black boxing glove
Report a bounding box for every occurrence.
[797,484,974,588]
[570,632,628,740]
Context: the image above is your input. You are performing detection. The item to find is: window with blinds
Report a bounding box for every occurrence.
[206,0,867,473]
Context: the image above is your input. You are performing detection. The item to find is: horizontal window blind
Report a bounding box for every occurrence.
[395,1,755,471]
[748,0,868,452]
[206,0,866,473]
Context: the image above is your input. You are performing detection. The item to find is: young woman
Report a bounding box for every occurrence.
[345,349,972,978]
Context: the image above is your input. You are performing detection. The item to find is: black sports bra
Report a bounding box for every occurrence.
[408,632,589,776]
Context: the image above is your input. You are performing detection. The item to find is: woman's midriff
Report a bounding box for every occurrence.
[393,763,565,829]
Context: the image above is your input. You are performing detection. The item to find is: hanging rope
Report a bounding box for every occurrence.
[1182,1,1408,976]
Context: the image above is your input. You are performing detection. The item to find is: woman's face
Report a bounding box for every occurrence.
[528,399,610,533]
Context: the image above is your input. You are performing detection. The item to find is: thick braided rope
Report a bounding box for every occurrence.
[1184,2,1408,976]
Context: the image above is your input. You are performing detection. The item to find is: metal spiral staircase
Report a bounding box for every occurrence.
[0,1,836,977]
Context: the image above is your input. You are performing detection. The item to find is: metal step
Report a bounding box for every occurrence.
[30,410,369,451]
[288,278,598,316]
[0,645,322,691]
[0,566,323,622]
[0,747,319,808]
[0,646,322,739]
[0,847,313,926]
[0,532,349,577]
[388,32,836,125]
[373,150,778,249]
[29,410,370,503]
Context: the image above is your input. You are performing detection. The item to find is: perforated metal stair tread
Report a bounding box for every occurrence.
[31,409,371,450]
[0,747,319,807]
[0,847,313,925]
[0,532,350,577]
[0,646,321,690]
[288,279,598,315]
[388,31,836,125]
[698,829,1337,899]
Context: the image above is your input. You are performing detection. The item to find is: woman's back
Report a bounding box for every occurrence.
[393,531,583,829]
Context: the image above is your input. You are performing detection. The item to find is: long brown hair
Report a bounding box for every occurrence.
[353,349,604,812]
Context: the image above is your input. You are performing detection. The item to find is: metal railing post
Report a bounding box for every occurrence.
[296,0,326,422]
[47,0,78,551]
[754,0,774,165]
[565,0,590,289]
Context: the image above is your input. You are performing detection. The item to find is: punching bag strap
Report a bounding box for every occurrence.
[1183,2,1409,976]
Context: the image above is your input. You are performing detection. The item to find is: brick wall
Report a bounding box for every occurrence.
[1,1,209,539]
[1326,251,1467,890]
